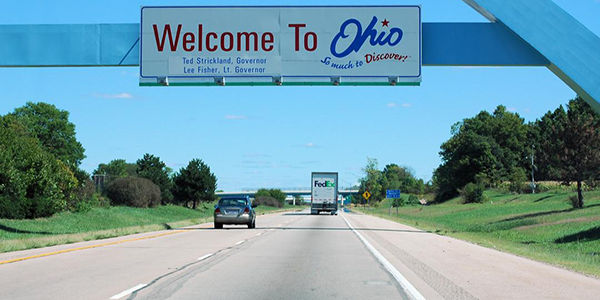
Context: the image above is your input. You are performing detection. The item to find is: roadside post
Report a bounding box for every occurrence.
[362,191,371,209]
[386,189,401,215]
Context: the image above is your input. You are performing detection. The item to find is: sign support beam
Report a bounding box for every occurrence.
[463,0,600,113]
[0,23,549,68]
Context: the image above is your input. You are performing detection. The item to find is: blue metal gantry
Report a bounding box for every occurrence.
[0,0,598,110]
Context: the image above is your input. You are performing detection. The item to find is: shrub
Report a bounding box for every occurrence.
[255,188,286,207]
[407,195,420,205]
[391,198,404,208]
[105,177,161,208]
[503,168,527,194]
[459,182,486,204]
[253,196,283,208]
[67,177,96,210]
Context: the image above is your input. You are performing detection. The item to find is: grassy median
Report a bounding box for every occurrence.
[0,203,301,253]
[354,190,600,277]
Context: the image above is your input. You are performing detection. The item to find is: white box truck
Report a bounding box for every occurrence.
[311,172,338,215]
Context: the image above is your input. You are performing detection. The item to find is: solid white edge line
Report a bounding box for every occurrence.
[109,284,147,300]
[341,213,426,300]
[197,253,214,261]
[255,232,263,236]
[235,240,245,245]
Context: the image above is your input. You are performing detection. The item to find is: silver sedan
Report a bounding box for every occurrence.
[214,197,257,229]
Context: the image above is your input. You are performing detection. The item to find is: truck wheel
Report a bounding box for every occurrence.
[214,222,223,229]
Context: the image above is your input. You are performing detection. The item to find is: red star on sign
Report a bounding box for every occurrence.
[381,19,390,27]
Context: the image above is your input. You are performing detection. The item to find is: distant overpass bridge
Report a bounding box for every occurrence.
[216,189,359,198]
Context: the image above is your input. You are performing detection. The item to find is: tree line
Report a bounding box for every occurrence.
[354,158,432,205]
[433,97,600,208]
[95,155,217,210]
[0,102,218,219]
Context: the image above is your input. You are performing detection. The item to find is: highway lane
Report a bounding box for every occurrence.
[2,209,600,299]
[130,211,411,300]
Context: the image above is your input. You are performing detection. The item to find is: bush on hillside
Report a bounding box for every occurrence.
[459,182,486,204]
[106,177,160,208]
[407,195,420,205]
[507,168,527,194]
[67,177,96,209]
[254,196,283,208]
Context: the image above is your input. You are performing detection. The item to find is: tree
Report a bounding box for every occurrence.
[0,116,77,218]
[381,164,425,196]
[433,106,529,201]
[172,159,217,209]
[537,97,600,208]
[358,158,383,204]
[530,107,568,181]
[94,159,138,179]
[136,153,174,204]
[10,102,85,168]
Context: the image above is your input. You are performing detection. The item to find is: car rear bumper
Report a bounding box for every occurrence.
[215,214,251,224]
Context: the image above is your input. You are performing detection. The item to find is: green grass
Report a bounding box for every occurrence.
[355,190,600,277]
[0,203,303,254]
[0,204,214,253]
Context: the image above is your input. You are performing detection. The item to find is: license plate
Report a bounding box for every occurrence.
[226,210,239,215]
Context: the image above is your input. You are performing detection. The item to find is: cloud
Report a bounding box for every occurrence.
[507,107,517,112]
[293,142,320,148]
[523,108,531,113]
[224,115,248,120]
[93,92,134,99]
[387,102,411,108]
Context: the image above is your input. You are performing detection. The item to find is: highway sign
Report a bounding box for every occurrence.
[140,6,421,86]
[386,189,401,199]
[363,191,371,200]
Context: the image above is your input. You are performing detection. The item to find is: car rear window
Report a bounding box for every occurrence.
[220,199,248,206]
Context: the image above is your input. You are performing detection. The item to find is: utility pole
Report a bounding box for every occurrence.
[531,145,536,194]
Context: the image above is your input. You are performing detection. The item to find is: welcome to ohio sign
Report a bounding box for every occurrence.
[140,6,421,86]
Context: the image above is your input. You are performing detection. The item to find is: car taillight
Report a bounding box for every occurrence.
[243,207,250,214]
[215,208,221,214]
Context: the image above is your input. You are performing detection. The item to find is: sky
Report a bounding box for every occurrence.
[0,0,598,190]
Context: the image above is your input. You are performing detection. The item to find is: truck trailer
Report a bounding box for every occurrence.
[311,172,338,215]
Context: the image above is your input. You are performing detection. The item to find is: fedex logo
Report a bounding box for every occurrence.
[314,180,336,188]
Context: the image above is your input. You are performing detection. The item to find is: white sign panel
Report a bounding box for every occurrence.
[312,173,338,204]
[140,6,421,86]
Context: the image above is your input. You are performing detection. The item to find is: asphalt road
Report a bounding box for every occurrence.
[1,209,600,300]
